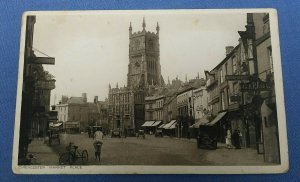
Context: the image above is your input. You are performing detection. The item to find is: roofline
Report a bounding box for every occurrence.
[176,86,196,96]
[210,44,240,72]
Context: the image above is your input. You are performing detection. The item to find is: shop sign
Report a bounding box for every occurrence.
[30,57,55,65]
[225,75,249,81]
[240,79,272,91]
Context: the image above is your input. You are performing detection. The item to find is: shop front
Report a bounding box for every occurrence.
[64,121,80,133]
[141,121,155,134]
[163,120,177,137]
[206,112,227,143]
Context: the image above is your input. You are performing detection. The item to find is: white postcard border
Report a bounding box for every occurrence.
[12,8,289,174]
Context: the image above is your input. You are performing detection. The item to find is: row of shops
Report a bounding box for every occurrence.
[141,120,176,136]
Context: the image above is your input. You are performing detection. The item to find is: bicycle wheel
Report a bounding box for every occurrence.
[81,150,88,164]
[59,153,73,165]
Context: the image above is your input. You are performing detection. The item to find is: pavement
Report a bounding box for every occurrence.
[153,136,267,165]
[26,133,269,166]
[204,143,267,166]
[27,138,60,165]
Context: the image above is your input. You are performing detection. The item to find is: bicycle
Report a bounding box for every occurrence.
[59,142,88,165]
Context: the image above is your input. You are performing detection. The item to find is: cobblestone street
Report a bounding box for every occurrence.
[27,133,268,166]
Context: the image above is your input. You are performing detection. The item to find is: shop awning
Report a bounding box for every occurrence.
[189,117,210,128]
[169,122,177,129]
[49,122,62,127]
[158,124,166,129]
[152,121,162,127]
[206,112,227,126]
[163,120,177,129]
[141,121,155,127]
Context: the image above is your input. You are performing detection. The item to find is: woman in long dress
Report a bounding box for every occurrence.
[226,129,232,149]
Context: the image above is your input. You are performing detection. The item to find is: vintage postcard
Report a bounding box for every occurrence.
[12,9,288,174]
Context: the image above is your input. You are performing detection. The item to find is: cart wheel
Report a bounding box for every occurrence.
[81,150,88,164]
[59,153,73,165]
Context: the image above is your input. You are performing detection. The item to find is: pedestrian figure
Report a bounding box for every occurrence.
[226,129,232,149]
[233,130,241,149]
[93,127,104,160]
[88,127,91,138]
[238,130,243,148]
[124,129,127,138]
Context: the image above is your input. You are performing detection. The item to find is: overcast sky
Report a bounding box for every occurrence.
[32,11,246,104]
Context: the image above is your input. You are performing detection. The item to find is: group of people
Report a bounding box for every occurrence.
[226,129,242,149]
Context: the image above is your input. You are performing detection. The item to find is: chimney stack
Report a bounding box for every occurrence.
[226,46,234,56]
[82,93,87,103]
[94,96,98,104]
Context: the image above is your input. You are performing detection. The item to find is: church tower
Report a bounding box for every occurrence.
[127,18,162,89]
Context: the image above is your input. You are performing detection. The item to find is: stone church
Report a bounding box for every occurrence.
[108,18,164,133]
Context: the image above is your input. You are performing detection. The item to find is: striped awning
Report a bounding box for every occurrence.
[163,120,177,129]
[169,122,177,129]
[158,124,166,129]
[141,121,156,127]
[206,112,227,126]
[152,121,162,127]
[189,116,210,128]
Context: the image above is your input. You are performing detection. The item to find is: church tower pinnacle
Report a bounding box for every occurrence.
[129,22,132,36]
[142,17,146,31]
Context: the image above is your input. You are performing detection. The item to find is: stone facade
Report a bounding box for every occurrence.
[193,86,208,120]
[204,14,260,145]
[108,85,134,131]
[127,18,163,89]
[176,78,206,137]
[253,13,279,163]
[94,98,109,133]
[19,15,56,161]
[145,95,165,122]
[56,93,89,133]
[203,13,280,163]
[109,18,164,132]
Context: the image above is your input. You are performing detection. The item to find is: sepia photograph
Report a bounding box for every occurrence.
[12,9,288,174]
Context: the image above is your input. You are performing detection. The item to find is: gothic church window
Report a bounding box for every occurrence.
[148,39,154,49]
[133,40,140,50]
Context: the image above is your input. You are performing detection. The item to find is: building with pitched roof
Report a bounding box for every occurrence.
[56,93,88,133]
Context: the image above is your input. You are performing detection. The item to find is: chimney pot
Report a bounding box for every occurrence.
[226,46,234,56]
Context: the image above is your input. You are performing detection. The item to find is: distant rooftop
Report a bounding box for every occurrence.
[68,97,85,104]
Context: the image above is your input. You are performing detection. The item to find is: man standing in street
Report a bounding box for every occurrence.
[93,127,104,160]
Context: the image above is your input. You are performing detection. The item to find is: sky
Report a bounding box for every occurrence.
[32,11,247,105]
